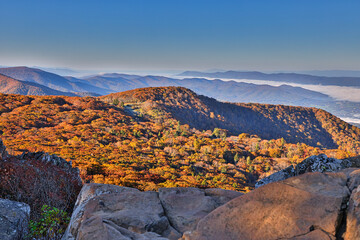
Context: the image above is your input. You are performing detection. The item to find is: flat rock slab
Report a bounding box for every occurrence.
[0,198,30,240]
[185,172,349,240]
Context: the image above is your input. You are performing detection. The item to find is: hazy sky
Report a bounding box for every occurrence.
[1,0,359,71]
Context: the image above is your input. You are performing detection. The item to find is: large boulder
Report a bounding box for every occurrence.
[62,183,180,240]
[344,184,360,240]
[256,154,351,188]
[184,172,350,240]
[63,184,242,240]
[158,187,234,233]
[204,188,243,208]
[342,169,360,240]
[0,198,30,240]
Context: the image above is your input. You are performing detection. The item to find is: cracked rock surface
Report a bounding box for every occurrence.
[63,169,360,240]
[0,198,30,240]
[62,184,242,240]
[184,171,358,240]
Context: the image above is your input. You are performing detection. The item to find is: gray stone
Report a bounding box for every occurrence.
[0,198,30,240]
[295,154,351,175]
[255,165,295,188]
[158,187,217,233]
[62,183,181,240]
[204,188,243,207]
[256,154,352,188]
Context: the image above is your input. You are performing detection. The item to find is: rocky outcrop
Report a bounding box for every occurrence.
[255,165,295,188]
[184,170,360,240]
[0,138,82,240]
[20,151,82,184]
[0,138,81,186]
[62,169,360,240]
[256,154,351,188]
[63,184,242,240]
[295,154,351,175]
[0,198,30,240]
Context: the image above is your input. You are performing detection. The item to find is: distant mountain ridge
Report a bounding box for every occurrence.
[84,73,360,124]
[1,66,360,125]
[0,67,110,95]
[82,73,334,106]
[0,74,76,96]
[179,70,360,87]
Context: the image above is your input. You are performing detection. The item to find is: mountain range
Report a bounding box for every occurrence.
[0,67,107,95]
[1,66,360,127]
[179,70,360,87]
[0,73,76,96]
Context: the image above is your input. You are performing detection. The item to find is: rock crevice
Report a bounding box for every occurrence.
[62,185,242,240]
[185,171,357,240]
[62,169,360,240]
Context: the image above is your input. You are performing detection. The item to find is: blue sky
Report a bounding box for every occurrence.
[0,0,359,72]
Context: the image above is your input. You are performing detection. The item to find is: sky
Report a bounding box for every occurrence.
[0,0,360,72]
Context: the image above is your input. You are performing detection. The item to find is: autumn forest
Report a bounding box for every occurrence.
[0,87,359,194]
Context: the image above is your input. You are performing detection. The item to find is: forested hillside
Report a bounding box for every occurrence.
[0,87,359,193]
[103,87,360,153]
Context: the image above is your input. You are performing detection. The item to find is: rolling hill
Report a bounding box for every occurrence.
[1,66,360,126]
[0,67,110,95]
[103,87,360,152]
[85,73,360,125]
[0,74,76,96]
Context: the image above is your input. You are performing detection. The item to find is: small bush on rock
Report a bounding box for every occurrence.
[28,205,70,240]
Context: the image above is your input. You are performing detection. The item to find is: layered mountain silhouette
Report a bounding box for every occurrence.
[179,70,360,87]
[0,74,76,96]
[82,73,334,106]
[1,66,360,126]
[0,67,109,95]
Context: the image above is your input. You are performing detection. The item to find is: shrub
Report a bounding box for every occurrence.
[28,205,70,240]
